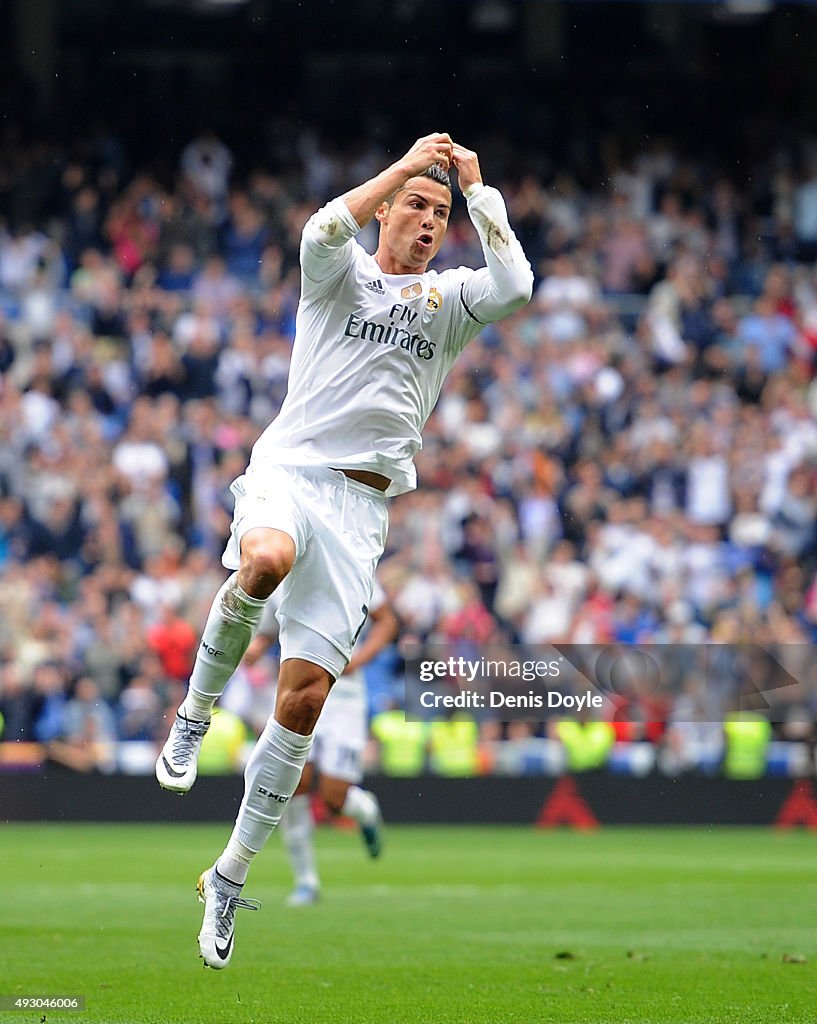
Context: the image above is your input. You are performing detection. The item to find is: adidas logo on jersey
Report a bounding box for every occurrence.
[364,279,385,294]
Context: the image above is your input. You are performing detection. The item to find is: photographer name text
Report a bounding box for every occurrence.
[419,690,603,710]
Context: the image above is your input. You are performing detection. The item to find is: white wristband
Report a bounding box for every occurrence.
[463,182,484,200]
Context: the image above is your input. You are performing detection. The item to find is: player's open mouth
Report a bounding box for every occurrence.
[417,233,433,247]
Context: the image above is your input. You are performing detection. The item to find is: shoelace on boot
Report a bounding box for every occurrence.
[171,715,209,761]
[214,892,261,941]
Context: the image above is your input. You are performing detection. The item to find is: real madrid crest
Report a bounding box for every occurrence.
[426,287,443,313]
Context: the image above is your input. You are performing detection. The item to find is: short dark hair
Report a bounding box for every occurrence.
[422,163,452,190]
[387,164,452,206]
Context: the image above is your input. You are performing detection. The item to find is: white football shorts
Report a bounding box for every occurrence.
[308,671,367,783]
[222,464,388,679]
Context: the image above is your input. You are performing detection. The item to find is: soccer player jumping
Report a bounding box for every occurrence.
[155,132,533,968]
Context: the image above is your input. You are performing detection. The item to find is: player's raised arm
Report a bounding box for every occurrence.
[300,133,453,283]
[452,141,534,323]
[341,133,453,228]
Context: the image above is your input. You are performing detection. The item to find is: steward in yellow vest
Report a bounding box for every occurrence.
[429,713,480,777]
[198,708,248,775]
[723,712,771,779]
[370,709,428,776]
[555,717,615,772]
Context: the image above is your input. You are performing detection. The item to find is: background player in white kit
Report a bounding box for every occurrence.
[155,131,533,968]
[246,579,399,905]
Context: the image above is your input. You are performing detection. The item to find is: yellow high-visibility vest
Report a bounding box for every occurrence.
[556,719,615,772]
[198,709,248,775]
[371,710,427,776]
[428,715,480,777]
[723,713,771,779]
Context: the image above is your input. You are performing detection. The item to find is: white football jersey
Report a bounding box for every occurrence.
[249,187,532,495]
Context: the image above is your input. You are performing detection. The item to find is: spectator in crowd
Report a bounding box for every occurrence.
[180,131,234,216]
[48,676,118,772]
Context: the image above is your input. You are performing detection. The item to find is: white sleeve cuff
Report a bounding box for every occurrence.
[463,182,485,201]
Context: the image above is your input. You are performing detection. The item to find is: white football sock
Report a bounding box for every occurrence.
[179,688,215,723]
[341,785,380,826]
[217,837,254,886]
[180,573,267,721]
[218,717,313,881]
[279,794,320,891]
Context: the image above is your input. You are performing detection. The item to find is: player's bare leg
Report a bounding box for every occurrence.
[319,775,384,860]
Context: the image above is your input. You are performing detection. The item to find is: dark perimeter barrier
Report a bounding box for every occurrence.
[3,770,817,829]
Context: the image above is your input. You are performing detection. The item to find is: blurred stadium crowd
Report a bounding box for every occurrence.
[2,119,817,778]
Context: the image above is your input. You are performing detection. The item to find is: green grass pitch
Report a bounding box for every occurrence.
[1,822,815,1023]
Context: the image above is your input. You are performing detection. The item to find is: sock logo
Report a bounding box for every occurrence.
[256,785,288,803]
[201,641,224,657]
